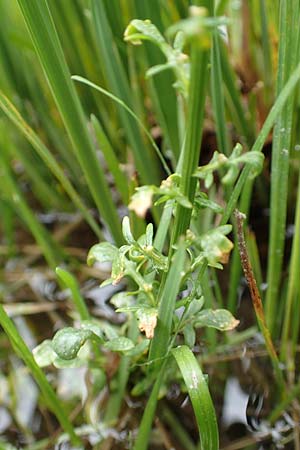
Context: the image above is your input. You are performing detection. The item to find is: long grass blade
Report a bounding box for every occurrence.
[72,76,170,177]
[0,302,81,446]
[265,0,300,333]
[91,0,161,185]
[91,114,129,205]
[172,345,219,450]
[148,242,186,366]
[221,58,300,225]
[281,172,300,360]
[15,0,123,245]
[0,91,103,239]
[211,32,230,155]
[0,150,62,269]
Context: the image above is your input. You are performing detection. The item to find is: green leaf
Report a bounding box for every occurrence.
[194,192,223,214]
[194,309,240,331]
[122,216,135,244]
[198,226,233,268]
[104,337,135,353]
[0,303,80,444]
[16,0,123,245]
[149,242,186,366]
[172,345,219,450]
[110,292,135,309]
[80,321,104,340]
[183,323,196,348]
[52,327,93,360]
[87,242,118,266]
[145,223,154,247]
[53,356,87,369]
[32,340,56,367]
[0,91,103,239]
[124,19,166,47]
[185,297,205,317]
[125,339,150,357]
[111,250,127,285]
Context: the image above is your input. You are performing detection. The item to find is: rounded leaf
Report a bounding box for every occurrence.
[194,309,239,331]
[104,337,135,353]
[52,327,92,360]
[33,340,56,367]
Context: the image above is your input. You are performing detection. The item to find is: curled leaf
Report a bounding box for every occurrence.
[136,308,158,339]
[105,337,135,352]
[33,340,56,367]
[194,308,239,331]
[52,327,92,360]
[124,19,165,47]
[198,225,233,267]
[87,242,118,266]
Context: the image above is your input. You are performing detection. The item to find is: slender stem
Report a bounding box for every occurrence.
[235,210,285,393]
[172,44,210,244]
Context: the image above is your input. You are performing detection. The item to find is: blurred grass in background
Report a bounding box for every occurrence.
[0,0,300,448]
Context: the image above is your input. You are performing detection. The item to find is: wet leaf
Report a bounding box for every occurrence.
[80,321,104,340]
[145,223,153,246]
[53,356,86,369]
[172,345,219,450]
[111,251,127,285]
[194,309,240,331]
[124,339,150,357]
[194,192,223,214]
[87,242,118,266]
[199,225,233,267]
[110,292,135,309]
[52,327,93,360]
[104,337,135,353]
[183,323,196,348]
[33,340,56,367]
[122,216,135,244]
[124,19,165,47]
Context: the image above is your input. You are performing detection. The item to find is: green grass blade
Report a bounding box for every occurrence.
[148,242,186,366]
[91,0,161,185]
[0,151,62,269]
[211,32,230,155]
[281,172,300,360]
[133,0,181,160]
[221,58,300,225]
[172,345,219,450]
[0,302,81,446]
[56,267,90,321]
[265,0,300,333]
[0,91,103,239]
[72,76,170,177]
[259,0,273,105]
[133,363,166,450]
[172,42,211,242]
[16,0,123,245]
[219,40,255,147]
[91,114,129,205]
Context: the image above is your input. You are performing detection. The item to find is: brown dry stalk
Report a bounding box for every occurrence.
[234,209,285,391]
